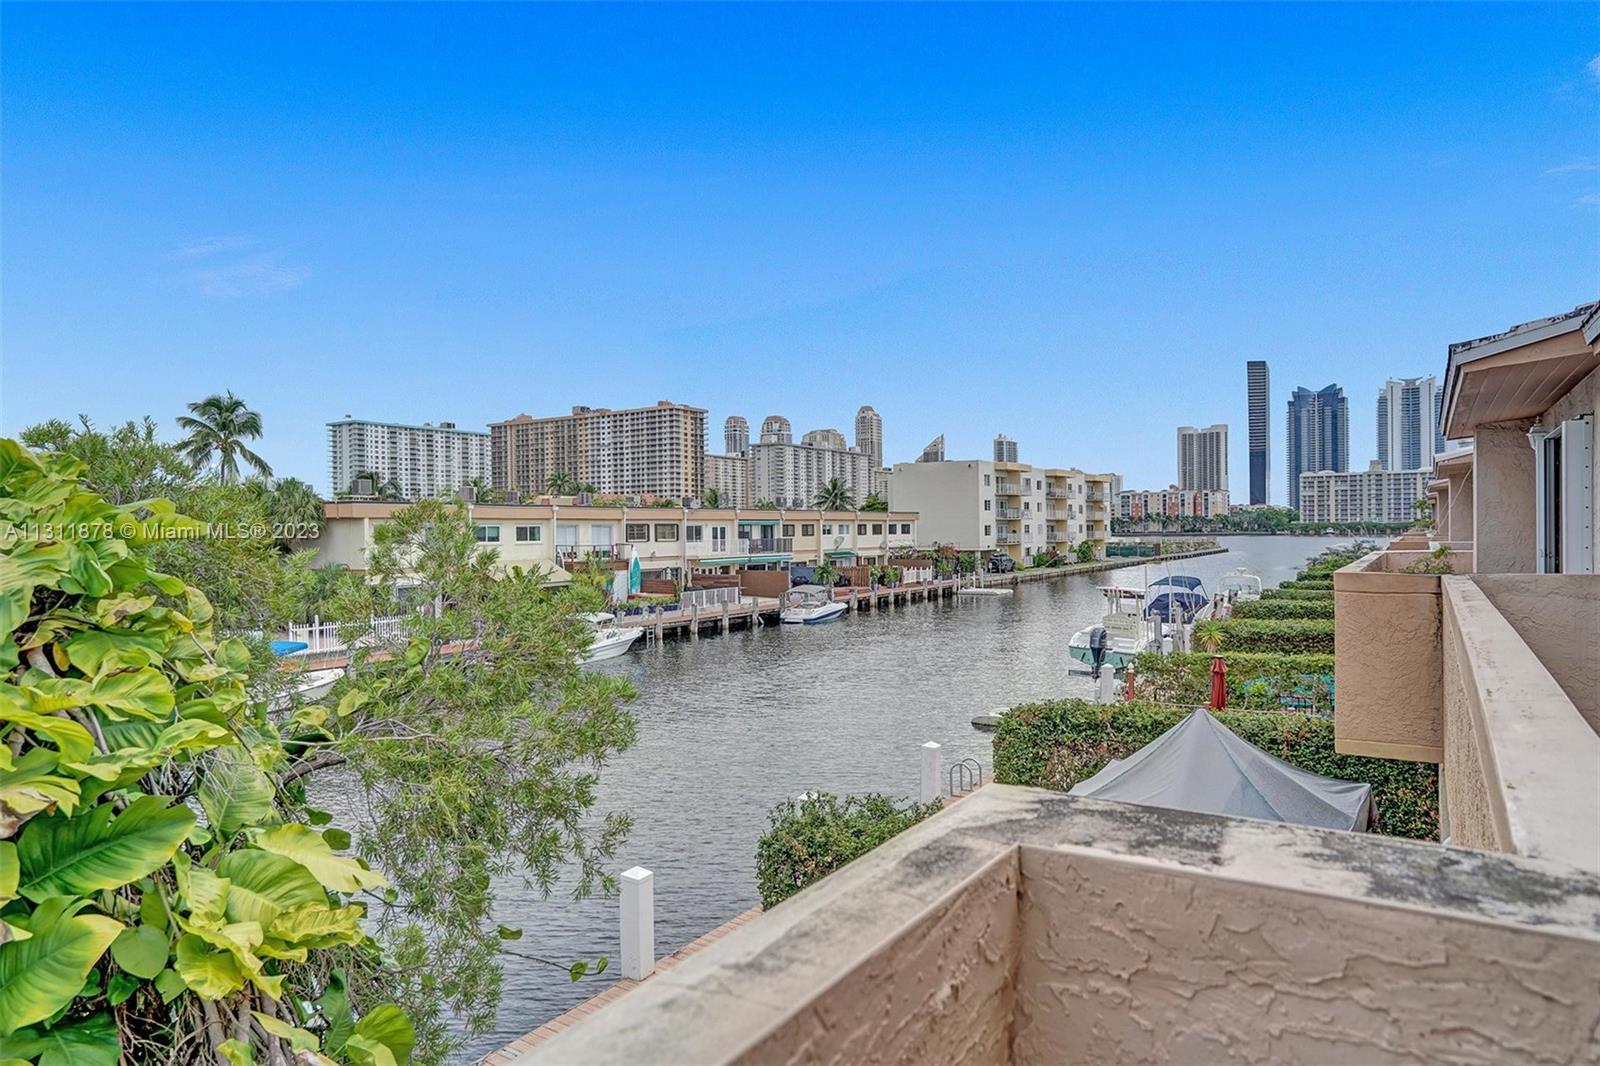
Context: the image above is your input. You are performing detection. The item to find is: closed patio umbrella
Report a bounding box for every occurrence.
[1209,655,1228,710]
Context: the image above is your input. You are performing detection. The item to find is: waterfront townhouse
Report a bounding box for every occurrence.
[312,500,917,587]
[887,458,1113,565]
[1334,300,1597,870]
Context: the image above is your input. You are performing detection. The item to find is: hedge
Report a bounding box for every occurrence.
[755,792,943,908]
[1131,651,1335,712]
[992,699,1437,839]
[1214,617,1335,654]
[1280,576,1335,590]
[1230,597,1336,621]
[1261,586,1335,601]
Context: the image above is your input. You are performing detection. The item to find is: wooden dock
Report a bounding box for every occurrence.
[620,577,961,642]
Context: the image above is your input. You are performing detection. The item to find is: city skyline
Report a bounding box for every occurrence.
[3,5,1596,493]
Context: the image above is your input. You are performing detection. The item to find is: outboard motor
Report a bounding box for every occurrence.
[1088,625,1108,679]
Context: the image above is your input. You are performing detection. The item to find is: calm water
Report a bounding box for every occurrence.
[461,535,1366,1060]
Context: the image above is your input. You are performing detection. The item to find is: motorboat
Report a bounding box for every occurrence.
[579,612,644,663]
[1068,586,1159,673]
[1144,575,1212,624]
[1217,567,1263,603]
[780,585,848,625]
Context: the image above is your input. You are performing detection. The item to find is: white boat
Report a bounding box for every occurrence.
[780,585,848,625]
[579,612,644,663]
[1068,586,1160,672]
[267,667,344,711]
[1217,567,1263,603]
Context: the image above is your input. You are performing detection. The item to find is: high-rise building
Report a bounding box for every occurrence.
[1298,462,1430,525]
[854,406,883,469]
[1117,485,1232,521]
[993,435,1018,463]
[706,453,749,507]
[490,401,707,500]
[1176,424,1229,493]
[1247,361,1270,505]
[724,415,750,456]
[748,421,873,508]
[327,417,491,500]
[917,435,946,463]
[1376,376,1440,473]
[760,415,793,445]
[1285,385,1349,512]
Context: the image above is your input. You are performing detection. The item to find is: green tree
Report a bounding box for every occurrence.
[176,392,272,485]
[813,561,837,586]
[342,471,404,502]
[701,487,721,508]
[19,416,195,506]
[0,439,412,1065]
[251,476,323,547]
[544,471,577,495]
[466,476,504,504]
[813,478,854,511]
[1073,540,1095,564]
[859,492,888,512]
[753,499,778,511]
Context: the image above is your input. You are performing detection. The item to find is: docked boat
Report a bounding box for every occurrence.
[780,585,848,625]
[1068,586,1160,673]
[1217,567,1263,603]
[579,612,644,663]
[1144,575,1213,624]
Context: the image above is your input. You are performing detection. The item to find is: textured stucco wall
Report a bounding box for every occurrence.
[1447,468,1475,545]
[1474,575,1600,734]
[1473,421,1537,574]
[1012,843,1600,1065]
[1333,554,1443,762]
[1442,600,1498,851]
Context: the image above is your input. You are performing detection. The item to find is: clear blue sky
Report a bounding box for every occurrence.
[3,3,1596,500]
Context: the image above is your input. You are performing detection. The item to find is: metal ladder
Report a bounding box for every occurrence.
[948,758,984,797]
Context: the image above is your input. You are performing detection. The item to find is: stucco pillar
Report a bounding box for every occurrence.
[1449,469,1475,546]
[1473,422,1535,574]
[1432,486,1450,541]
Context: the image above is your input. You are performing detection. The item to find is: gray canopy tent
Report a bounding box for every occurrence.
[1068,709,1375,831]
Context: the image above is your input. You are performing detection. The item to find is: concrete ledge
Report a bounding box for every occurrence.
[1442,577,1600,872]
[518,787,1600,1065]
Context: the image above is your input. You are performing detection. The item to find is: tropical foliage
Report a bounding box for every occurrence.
[177,393,272,486]
[341,473,403,503]
[754,793,941,908]
[811,478,854,512]
[859,492,887,512]
[700,488,721,508]
[1229,597,1335,621]
[544,472,577,496]
[1130,651,1336,713]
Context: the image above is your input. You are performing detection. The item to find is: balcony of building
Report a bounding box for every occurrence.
[554,542,635,569]
[513,787,1600,1066]
[996,530,1022,545]
[995,481,1022,496]
[996,505,1022,520]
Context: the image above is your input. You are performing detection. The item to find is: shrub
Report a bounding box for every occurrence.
[1131,651,1335,712]
[1215,617,1335,654]
[1283,576,1335,590]
[991,699,1437,839]
[755,793,942,908]
[1230,597,1335,620]
[1261,587,1335,601]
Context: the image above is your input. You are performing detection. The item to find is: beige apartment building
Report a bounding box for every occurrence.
[489,401,707,501]
[1297,461,1428,524]
[313,500,918,585]
[705,452,749,508]
[887,458,1113,564]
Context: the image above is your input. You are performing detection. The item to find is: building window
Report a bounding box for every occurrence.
[984,524,992,536]
[984,474,991,486]
[821,524,832,535]
[1023,477,1031,491]
[514,525,540,542]
[872,523,883,535]
[857,523,867,535]
[983,499,991,511]
[475,525,500,543]
[625,523,650,542]
[738,524,753,539]
[782,524,795,537]
[686,525,703,542]
[654,524,680,541]
[901,523,912,534]
[801,523,816,536]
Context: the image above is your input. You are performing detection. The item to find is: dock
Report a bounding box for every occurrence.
[619,577,962,642]
[976,546,1226,587]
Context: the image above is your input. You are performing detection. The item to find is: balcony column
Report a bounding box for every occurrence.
[1449,469,1475,546]
[1473,422,1535,574]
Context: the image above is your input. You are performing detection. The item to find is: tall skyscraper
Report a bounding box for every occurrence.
[327,417,491,500]
[1176,424,1229,493]
[1376,376,1439,472]
[854,406,883,469]
[993,434,1018,463]
[490,401,707,500]
[724,415,750,456]
[760,415,793,445]
[1246,361,1270,505]
[1285,384,1349,511]
[748,418,873,508]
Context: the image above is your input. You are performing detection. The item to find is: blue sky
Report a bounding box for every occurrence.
[3,3,1597,500]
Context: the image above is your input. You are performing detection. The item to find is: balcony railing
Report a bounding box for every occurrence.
[742,537,793,554]
[996,531,1021,545]
[1045,488,1069,499]
[1046,530,1067,542]
[555,543,634,567]
[996,506,1022,520]
[995,482,1021,495]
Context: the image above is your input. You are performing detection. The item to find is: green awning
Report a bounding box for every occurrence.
[695,554,793,567]
[825,550,856,559]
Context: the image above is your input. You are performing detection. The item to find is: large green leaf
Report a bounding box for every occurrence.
[0,843,15,900]
[173,933,245,1000]
[109,923,170,979]
[0,748,80,825]
[0,909,122,1035]
[16,795,195,901]
[0,1013,120,1066]
[216,850,325,928]
[352,1004,415,1066]
[251,825,387,893]
[199,751,275,838]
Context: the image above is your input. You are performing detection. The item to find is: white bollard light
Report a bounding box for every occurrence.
[620,866,654,980]
[920,741,942,803]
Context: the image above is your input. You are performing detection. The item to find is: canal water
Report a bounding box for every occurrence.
[463,535,1367,1060]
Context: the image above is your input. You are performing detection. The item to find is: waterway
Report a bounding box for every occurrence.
[462,535,1368,1060]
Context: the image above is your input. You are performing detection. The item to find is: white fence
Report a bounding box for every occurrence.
[278,614,409,655]
[680,586,742,609]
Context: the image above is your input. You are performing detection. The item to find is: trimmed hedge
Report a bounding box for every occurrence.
[1230,597,1336,621]
[1214,617,1335,654]
[992,699,1437,839]
[1131,651,1335,712]
[1278,577,1334,591]
[1261,586,1335,601]
[755,792,942,908]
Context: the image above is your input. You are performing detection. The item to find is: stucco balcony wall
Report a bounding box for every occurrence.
[1332,549,1473,763]
[516,788,1600,1066]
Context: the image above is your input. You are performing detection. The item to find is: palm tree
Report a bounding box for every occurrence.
[265,477,323,530]
[344,470,403,501]
[702,487,722,508]
[860,491,888,512]
[177,392,271,484]
[813,561,837,587]
[467,476,504,504]
[813,477,854,512]
[545,471,577,495]
[1193,620,1226,654]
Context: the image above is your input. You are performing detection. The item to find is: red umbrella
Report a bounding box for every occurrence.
[1209,655,1228,710]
